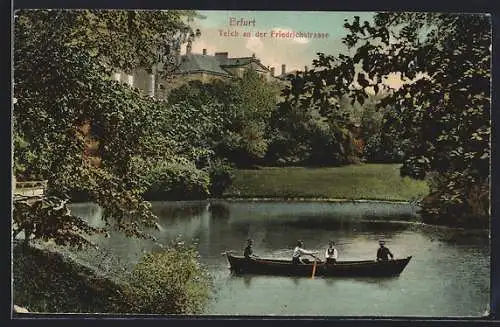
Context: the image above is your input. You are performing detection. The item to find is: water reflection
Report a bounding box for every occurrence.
[209,202,231,220]
[243,275,252,288]
[67,200,490,317]
[151,200,209,218]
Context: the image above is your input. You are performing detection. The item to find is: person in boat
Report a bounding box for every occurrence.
[376,240,394,261]
[325,240,338,264]
[292,240,319,264]
[244,238,259,259]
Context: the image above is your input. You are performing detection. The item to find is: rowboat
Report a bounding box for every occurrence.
[225,253,412,277]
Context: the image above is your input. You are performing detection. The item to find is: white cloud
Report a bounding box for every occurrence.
[189,40,218,55]
[245,37,264,54]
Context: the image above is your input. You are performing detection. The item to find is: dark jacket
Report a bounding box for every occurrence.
[244,245,253,258]
[377,246,394,261]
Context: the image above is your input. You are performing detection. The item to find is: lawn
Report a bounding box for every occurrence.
[223,163,429,202]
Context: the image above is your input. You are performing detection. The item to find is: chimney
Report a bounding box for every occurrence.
[270,67,275,76]
[186,42,192,55]
[281,64,286,76]
[304,65,308,72]
[203,48,207,55]
[215,52,229,62]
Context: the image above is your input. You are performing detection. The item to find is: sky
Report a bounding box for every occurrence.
[185,11,376,74]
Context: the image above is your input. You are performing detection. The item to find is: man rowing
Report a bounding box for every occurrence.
[292,240,320,264]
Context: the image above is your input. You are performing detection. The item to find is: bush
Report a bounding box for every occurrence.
[363,133,405,163]
[208,159,234,197]
[131,157,210,200]
[265,134,311,166]
[145,165,209,201]
[13,241,128,313]
[13,240,213,314]
[124,242,212,314]
[420,172,489,228]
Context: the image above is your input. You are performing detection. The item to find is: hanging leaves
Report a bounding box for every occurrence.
[13,9,204,247]
[341,12,491,226]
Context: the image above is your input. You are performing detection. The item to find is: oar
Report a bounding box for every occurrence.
[220,250,235,256]
[311,256,318,279]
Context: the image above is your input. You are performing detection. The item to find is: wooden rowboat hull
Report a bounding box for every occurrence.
[226,254,412,277]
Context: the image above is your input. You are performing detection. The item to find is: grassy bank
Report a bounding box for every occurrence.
[223,164,429,202]
[13,240,212,314]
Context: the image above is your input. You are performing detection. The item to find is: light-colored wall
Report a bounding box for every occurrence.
[112,69,153,97]
[225,63,271,81]
[223,67,241,77]
[131,68,149,94]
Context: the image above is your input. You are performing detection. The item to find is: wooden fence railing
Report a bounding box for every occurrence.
[13,180,48,199]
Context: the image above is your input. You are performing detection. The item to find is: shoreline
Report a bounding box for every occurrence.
[215,197,418,205]
[68,198,489,232]
[358,219,489,234]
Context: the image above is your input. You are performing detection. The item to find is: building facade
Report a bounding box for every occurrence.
[111,46,288,99]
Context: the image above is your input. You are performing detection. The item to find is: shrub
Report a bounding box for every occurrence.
[12,241,128,313]
[131,157,210,200]
[420,172,489,228]
[363,133,405,163]
[208,159,234,197]
[13,240,213,314]
[124,242,212,314]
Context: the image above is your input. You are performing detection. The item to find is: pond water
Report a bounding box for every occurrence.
[68,200,490,317]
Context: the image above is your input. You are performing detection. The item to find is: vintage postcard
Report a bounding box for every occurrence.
[12,9,491,318]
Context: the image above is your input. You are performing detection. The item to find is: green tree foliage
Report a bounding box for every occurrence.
[15,9,201,75]
[125,242,212,314]
[168,69,281,168]
[13,197,106,248]
[341,13,491,226]
[13,241,212,314]
[131,156,211,201]
[13,9,201,246]
[266,97,314,165]
[207,158,234,197]
[226,69,282,166]
[13,241,127,313]
[267,62,358,166]
[362,104,410,163]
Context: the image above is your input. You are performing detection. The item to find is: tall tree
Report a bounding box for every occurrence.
[267,57,358,166]
[168,69,282,168]
[13,9,202,246]
[341,13,491,226]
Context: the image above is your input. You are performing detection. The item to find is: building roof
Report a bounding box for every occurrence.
[222,57,271,70]
[176,52,271,77]
[177,54,232,76]
[222,56,254,66]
